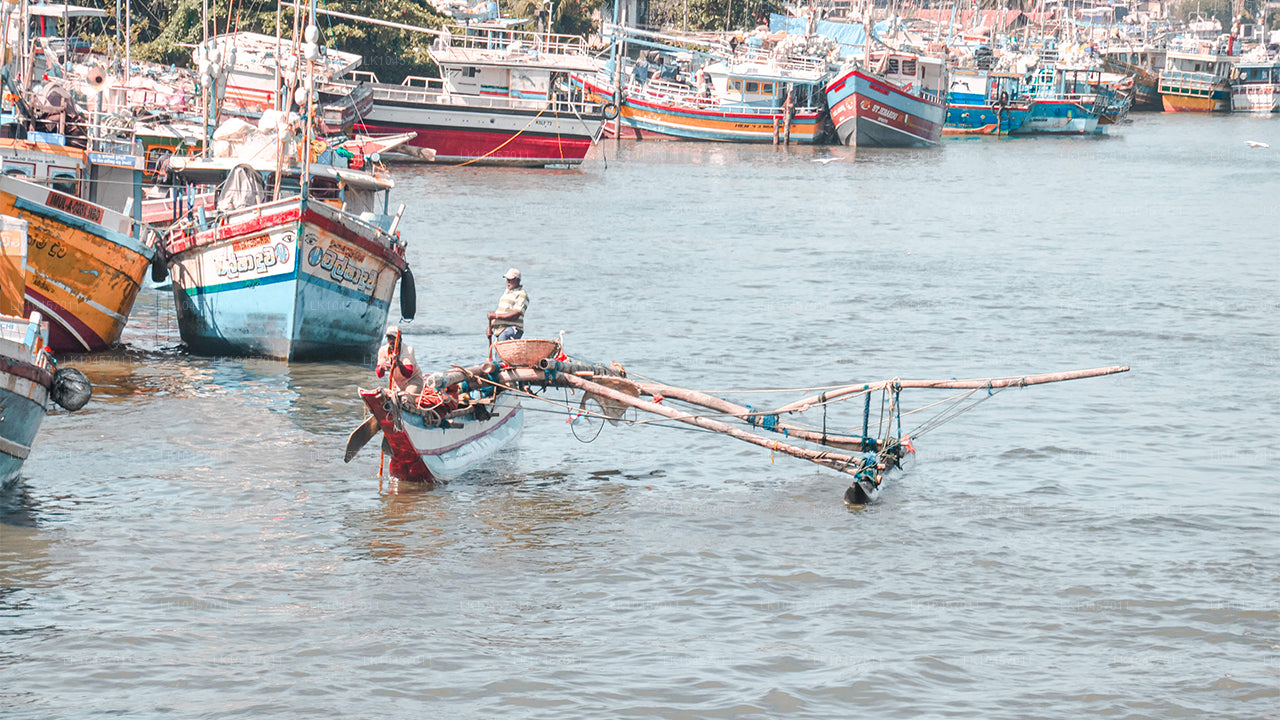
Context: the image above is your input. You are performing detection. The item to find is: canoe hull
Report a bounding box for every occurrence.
[359,388,524,483]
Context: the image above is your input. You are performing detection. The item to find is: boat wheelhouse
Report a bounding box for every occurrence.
[1231,55,1280,113]
[1158,37,1235,113]
[325,21,604,167]
[576,34,836,144]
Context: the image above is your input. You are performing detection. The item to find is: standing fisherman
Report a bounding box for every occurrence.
[487,268,528,344]
[377,326,424,405]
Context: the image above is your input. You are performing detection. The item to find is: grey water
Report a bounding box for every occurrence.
[2,114,1278,718]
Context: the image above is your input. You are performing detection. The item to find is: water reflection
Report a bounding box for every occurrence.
[0,482,54,613]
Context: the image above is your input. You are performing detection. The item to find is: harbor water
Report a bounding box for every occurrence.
[3,114,1278,718]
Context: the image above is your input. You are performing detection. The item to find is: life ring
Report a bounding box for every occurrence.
[999,90,1009,106]
[602,101,619,120]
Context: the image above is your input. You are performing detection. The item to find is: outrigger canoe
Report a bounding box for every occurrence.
[345,338,1129,504]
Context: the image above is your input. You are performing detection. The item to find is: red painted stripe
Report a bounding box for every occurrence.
[301,208,407,272]
[24,287,108,353]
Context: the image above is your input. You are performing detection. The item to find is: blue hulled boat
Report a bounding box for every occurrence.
[161,153,413,361]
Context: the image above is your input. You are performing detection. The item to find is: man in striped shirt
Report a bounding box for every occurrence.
[487,268,528,343]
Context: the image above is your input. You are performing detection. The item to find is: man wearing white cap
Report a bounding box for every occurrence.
[376,325,424,400]
[487,268,528,344]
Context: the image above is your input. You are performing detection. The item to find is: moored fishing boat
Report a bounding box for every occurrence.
[1230,51,1280,113]
[161,151,412,360]
[577,29,837,144]
[1158,37,1235,113]
[0,106,158,353]
[945,69,1032,135]
[316,13,604,167]
[1100,45,1166,110]
[826,48,948,148]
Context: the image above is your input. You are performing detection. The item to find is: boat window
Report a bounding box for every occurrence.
[3,168,26,176]
[745,81,759,93]
[759,82,773,94]
[310,176,341,201]
[887,58,899,74]
[902,59,917,75]
[729,79,742,91]
[51,172,78,196]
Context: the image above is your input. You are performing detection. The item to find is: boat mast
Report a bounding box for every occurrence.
[300,0,317,202]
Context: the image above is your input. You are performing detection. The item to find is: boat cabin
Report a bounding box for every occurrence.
[168,157,398,233]
[868,51,948,103]
[1234,61,1280,86]
[426,22,599,104]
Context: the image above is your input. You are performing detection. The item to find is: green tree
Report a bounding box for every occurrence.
[646,0,784,32]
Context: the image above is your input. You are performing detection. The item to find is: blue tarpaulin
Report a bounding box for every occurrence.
[768,14,894,58]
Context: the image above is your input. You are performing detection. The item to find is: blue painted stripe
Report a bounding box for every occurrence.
[13,196,153,259]
[182,271,296,297]
[298,271,390,310]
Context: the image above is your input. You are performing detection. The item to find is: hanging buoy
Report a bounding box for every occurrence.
[399,266,416,321]
[50,367,92,411]
[602,101,619,120]
[150,248,168,283]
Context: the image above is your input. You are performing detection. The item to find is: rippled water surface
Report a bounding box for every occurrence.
[3,114,1278,718]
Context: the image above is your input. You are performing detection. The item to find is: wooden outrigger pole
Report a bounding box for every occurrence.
[774,366,1132,414]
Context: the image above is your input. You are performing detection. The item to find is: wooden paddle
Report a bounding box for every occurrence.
[344,414,380,463]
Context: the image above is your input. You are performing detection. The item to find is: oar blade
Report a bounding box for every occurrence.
[344,415,382,463]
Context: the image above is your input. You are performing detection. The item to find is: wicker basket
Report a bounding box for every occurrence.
[493,338,560,367]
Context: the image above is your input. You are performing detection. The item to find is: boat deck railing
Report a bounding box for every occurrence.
[727,47,830,77]
[443,25,590,58]
[1158,69,1226,88]
[630,77,821,114]
[336,74,601,115]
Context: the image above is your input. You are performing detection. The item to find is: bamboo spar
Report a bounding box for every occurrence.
[558,374,869,478]
[634,381,875,451]
[774,366,1131,415]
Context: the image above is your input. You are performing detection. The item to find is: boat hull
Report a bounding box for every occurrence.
[355,98,600,167]
[166,200,404,361]
[359,388,524,482]
[1013,99,1100,134]
[1231,85,1280,112]
[1158,75,1231,113]
[944,103,1028,135]
[0,318,54,487]
[0,176,153,353]
[826,69,946,148]
[614,96,820,143]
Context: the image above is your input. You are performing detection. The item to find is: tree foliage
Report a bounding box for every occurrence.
[95,0,445,82]
[646,0,785,32]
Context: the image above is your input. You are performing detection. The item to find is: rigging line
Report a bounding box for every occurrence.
[907,386,1006,438]
[451,101,554,168]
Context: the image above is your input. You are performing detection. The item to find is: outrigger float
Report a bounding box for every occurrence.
[345,339,1129,504]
